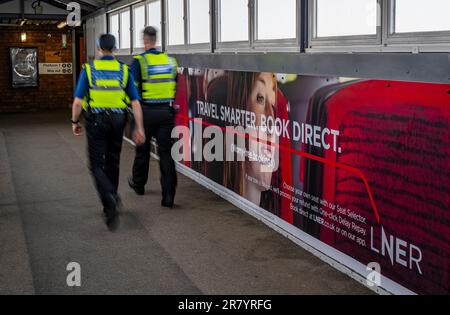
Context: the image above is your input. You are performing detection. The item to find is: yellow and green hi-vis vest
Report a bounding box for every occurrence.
[134,52,177,104]
[82,59,129,111]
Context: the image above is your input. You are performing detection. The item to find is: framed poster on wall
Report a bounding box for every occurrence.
[9,47,39,88]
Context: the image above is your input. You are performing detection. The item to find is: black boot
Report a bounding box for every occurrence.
[103,193,119,231]
[128,176,145,195]
[161,192,175,208]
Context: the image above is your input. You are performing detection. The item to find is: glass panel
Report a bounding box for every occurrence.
[316,0,378,37]
[395,0,450,33]
[168,0,185,45]
[219,0,248,42]
[256,0,296,40]
[133,5,146,48]
[120,10,130,49]
[110,14,120,48]
[147,0,162,46]
[188,0,210,44]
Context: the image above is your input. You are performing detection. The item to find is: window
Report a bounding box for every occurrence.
[256,0,296,40]
[133,5,146,48]
[120,10,130,49]
[394,0,450,34]
[309,0,449,52]
[110,13,120,48]
[219,0,248,42]
[167,0,185,46]
[315,0,378,37]
[147,0,162,46]
[188,0,210,44]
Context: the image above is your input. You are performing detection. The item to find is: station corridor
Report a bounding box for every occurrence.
[0,110,372,295]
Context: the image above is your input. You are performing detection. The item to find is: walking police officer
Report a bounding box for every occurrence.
[128,26,178,208]
[71,34,145,230]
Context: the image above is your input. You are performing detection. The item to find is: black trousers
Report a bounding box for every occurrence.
[132,104,177,197]
[85,112,127,209]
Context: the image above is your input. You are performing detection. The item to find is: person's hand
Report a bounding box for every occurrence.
[133,128,145,146]
[72,122,83,136]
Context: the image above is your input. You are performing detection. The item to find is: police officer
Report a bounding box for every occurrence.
[71,34,145,230]
[128,26,178,208]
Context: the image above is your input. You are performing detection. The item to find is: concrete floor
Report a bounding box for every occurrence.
[0,110,371,295]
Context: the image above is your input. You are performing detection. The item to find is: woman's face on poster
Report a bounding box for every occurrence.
[246,72,277,189]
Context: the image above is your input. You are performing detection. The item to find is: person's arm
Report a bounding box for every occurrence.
[130,100,145,145]
[71,68,89,136]
[126,72,145,145]
[72,98,83,136]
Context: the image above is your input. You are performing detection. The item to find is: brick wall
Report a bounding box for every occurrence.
[0,26,74,113]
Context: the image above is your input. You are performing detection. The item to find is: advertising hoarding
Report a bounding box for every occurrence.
[171,68,449,295]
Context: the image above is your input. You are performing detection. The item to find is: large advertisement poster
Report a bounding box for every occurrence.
[171,68,450,295]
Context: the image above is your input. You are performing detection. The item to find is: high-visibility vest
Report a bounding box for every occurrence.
[134,52,177,103]
[82,59,129,110]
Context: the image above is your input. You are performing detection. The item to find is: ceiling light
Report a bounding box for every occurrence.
[57,21,67,29]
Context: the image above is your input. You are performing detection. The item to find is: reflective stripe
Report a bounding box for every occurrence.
[90,86,124,91]
[90,107,125,114]
[145,78,176,83]
[143,98,174,104]
[91,71,126,86]
[148,64,173,75]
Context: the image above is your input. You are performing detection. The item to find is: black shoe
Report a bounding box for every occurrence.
[104,194,120,232]
[104,207,119,231]
[128,176,145,195]
[114,194,123,215]
[103,194,122,214]
[161,193,174,208]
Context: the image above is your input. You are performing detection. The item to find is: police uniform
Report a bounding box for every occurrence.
[74,56,139,219]
[129,48,178,205]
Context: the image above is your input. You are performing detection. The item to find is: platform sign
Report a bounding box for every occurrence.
[39,63,72,75]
